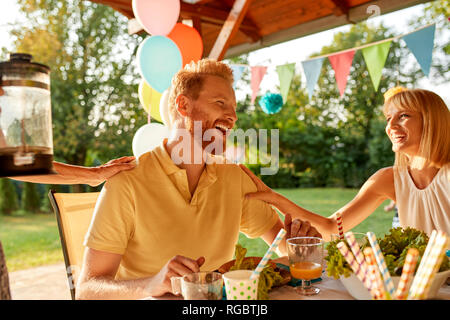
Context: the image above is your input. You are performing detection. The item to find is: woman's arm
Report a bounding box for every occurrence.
[240,165,395,241]
[8,156,136,187]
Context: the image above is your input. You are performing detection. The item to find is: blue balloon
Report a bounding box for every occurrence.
[137,36,182,93]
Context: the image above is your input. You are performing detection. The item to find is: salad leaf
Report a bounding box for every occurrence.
[325,227,450,279]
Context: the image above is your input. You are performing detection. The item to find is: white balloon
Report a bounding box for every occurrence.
[132,123,170,160]
[159,87,171,127]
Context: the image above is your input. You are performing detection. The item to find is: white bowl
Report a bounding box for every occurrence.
[340,270,450,300]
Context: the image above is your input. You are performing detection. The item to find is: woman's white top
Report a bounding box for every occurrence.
[394,163,450,236]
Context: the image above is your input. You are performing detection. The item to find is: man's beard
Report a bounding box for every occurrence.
[186,118,227,155]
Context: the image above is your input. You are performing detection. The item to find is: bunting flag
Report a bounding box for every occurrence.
[276,63,296,103]
[362,41,392,91]
[302,57,325,100]
[250,66,267,104]
[401,24,435,77]
[226,24,435,104]
[328,50,356,97]
[231,65,246,89]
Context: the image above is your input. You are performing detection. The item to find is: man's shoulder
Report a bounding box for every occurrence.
[107,150,161,184]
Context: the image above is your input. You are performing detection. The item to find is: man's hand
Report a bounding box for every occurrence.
[284,213,322,239]
[90,156,136,186]
[147,255,205,297]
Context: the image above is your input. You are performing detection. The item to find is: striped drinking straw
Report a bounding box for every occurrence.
[395,248,419,300]
[345,232,368,274]
[408,231,449,300]
[250,228,286,280]
[408,230,437,298]
[337,242,372,295]
[367,232,396,298]
[363,247,386,300]
[336,212,344,239]
[345,232,370,289]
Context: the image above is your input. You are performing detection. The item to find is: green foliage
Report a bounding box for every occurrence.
[325,227,450,279]
[10,0,146,179]
[233,20,432,188]
[21,182,42,213]
[0,179,19,215]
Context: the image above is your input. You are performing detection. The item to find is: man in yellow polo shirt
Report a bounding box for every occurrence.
[76,59,320,300]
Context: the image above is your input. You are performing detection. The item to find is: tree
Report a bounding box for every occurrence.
[9,0,147,193]
[21,182,41,213]
[0,179,19,215]
[0,242,11,300]
[301,22,423,187]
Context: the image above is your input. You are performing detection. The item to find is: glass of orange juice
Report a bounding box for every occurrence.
[287,237,324,296]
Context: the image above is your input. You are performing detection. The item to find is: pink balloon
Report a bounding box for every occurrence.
[132,0,180,36]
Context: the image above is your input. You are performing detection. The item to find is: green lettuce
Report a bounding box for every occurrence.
[325,227,450,279]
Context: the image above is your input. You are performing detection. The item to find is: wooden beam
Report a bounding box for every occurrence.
[128,2,259,37]
[201,19,260,42]
[221,0,261,42]
[208,0,253,60]
[224,0,428,59]
[328,0,349,16]
[180,2,258,33]
[192,16,202,36]
[128,18,144,35]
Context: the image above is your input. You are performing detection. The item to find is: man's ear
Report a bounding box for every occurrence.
[175,94,191,117]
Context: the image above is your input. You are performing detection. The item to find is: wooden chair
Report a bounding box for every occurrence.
[48,190,100,300]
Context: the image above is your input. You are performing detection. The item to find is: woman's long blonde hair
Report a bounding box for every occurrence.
[383,88,450,169]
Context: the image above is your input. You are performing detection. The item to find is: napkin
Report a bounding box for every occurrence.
[276,263,323,287]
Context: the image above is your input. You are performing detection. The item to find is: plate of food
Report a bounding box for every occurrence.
[217,244,291,300]
[325,227,450,300]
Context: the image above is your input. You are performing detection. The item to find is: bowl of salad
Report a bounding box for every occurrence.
[325,227,450,300]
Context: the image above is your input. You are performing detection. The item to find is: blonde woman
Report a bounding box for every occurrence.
[241,88,450,240]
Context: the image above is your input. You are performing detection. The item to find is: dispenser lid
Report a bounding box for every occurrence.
[0,53,50,75]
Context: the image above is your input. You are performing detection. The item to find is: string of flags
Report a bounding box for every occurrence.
[230,23,436,112]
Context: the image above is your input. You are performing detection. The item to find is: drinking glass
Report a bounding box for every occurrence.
[171,272,223,300]
[287,237,324,296]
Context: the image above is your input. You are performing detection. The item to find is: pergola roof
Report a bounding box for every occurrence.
[89,0,428,59]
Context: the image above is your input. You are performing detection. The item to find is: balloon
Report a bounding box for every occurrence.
[168,23,203,66]
[138,80,162,122]
[159,88,171,127]
[132,123,170,160]
[132,0,180,36]
[137,36,182,93]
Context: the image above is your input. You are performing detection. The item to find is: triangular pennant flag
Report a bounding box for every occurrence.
[231,65,246,89]
[362,41,392,91]
[402,24,435,77]
[250,66,267,104]
[301,57,325,100]
[328,50,356,97]
[276,63,296,103]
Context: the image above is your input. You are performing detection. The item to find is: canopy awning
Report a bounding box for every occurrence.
[89,0,428,60]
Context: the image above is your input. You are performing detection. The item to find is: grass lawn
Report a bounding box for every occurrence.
[0,188,395,272]
[238,188,394,257]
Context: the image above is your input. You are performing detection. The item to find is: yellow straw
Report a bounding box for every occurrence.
[408,231,449,300]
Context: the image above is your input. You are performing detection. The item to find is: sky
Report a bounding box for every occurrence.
[0,0,448,105]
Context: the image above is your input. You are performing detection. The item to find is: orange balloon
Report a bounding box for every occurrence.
[168,23,203,66]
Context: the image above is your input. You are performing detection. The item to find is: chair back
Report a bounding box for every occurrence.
[48,190,100,300]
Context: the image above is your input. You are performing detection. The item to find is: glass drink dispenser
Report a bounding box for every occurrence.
[0,53,56,177]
